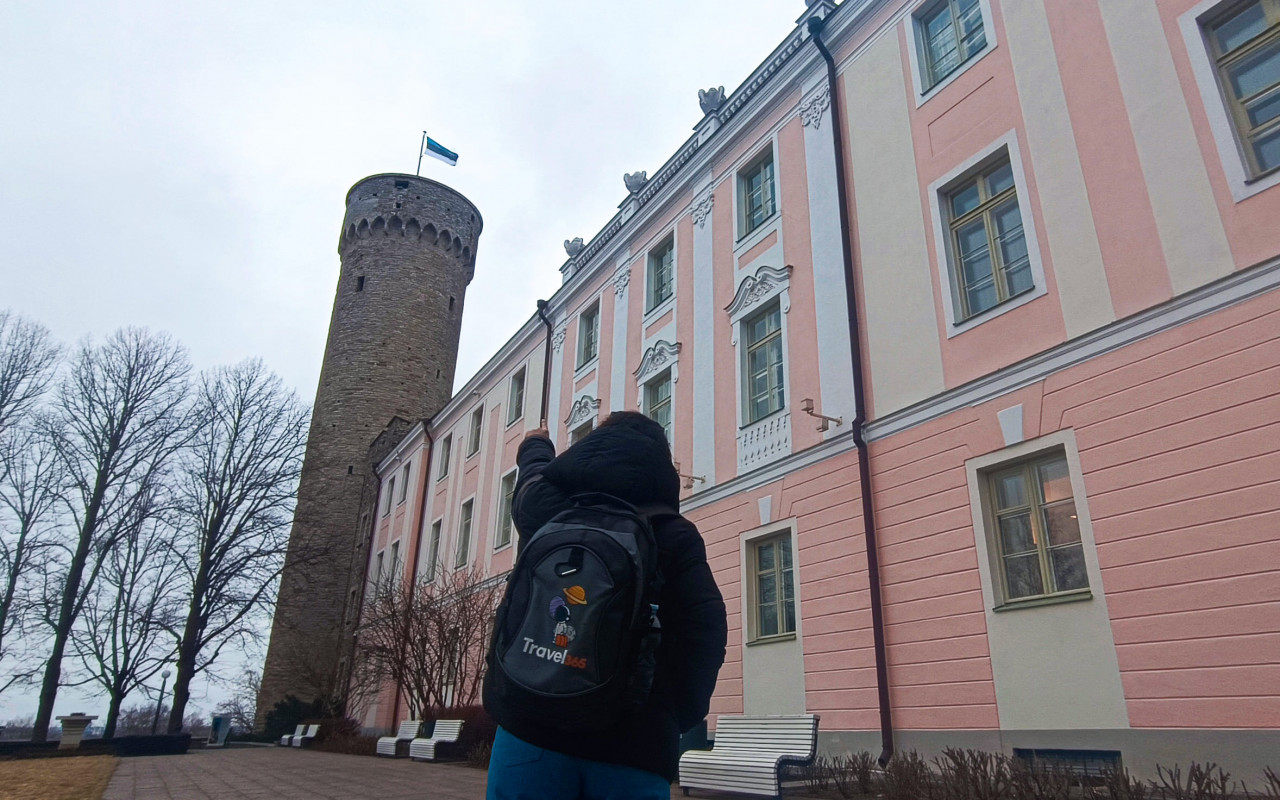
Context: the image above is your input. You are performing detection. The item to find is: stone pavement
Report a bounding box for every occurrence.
[101,746,757,799]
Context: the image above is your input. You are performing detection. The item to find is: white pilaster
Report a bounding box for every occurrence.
[610,253,632,411]
[800,77,856,440]
[691,180,717,487]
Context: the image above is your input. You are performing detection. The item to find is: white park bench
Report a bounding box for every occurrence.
[409,719,464,761]
[291,724,320,747]
[678,714,820,799]
[376,719,422,757]
[279,724,305,746]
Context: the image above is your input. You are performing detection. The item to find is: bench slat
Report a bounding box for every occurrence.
[678,714,818,798]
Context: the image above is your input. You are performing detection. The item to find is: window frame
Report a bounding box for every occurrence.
[643,370,674,445]
[466,406,483,457]
[1181,0,1280,200]
[382,477,395,517]
[437,434,452,480]
[495,468,518,550]
[398,463,411,504]
[984,452,1091,605]
[907,0,997,106]
[646,237,675,313]
[744,528,798,644]
[945,158,1033,321]
[425,518,443,580]
[577,303,601,369]
[455,498,474,568]
[737,149,778,240]
[927,133,1047,336]
[1206,0,1280,179]
[741,301,786,426]
[507,367,526,427]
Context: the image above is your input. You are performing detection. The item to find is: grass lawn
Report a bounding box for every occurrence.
[0,755,117,800]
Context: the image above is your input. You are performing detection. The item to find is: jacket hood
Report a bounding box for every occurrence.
[543,416,680,510]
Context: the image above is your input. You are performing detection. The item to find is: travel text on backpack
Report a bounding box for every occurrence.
[485,493,667,732]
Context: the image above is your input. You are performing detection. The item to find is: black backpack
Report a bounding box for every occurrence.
[484,492,668,733]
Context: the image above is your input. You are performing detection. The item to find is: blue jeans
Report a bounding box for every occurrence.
[486,727,670,800]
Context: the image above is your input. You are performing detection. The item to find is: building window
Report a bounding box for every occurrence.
[751,533,796,640]
[382,477,395,516]
[917,0,987,91]
[743,302,784,424]
[647,238,674,312]
[987,452,1089,602]
[738,151,777,238]
[437,435,452,480]
[455,499,473,568]
[577,304,600,368]
[373,550,385,589]
[1206,0,1280,177]
[426,519,442,579]
[507,368,526,426]
[467,406,483,456]
[644,371,673,444]
[398,464,410,503]
[388,540,400,588]
[570,421,593,445]
[496,470,517,549]
[945,157,1032,320]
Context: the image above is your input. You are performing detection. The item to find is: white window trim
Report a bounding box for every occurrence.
[381,477,395,517]
[493,467,518,552]
[575,301,602,375]
[733,141,782,254]
[641,368,675,446]
[644,235,678,320]
[927,130,1048,337]
[466,406,484,458]
[455,496,476,569]
[739,518,801,645]
[965,429,1103,611]
[729,268,793,428]
[436,434,452,481]
[905,0,999,108]
[397,463,411,504]
[424,517,444,581]
[1179,0,1280,201]
[506,367,526,428]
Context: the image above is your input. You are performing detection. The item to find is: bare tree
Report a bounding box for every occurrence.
[213,668,261,733]
[32,328,191,741]
[164,360,308,733]
[0,310,60,438]
[70,499,182,738]
[354,567,502,719]
[0,421,64,698]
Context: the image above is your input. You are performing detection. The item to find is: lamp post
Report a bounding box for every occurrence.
[152,669,171,735]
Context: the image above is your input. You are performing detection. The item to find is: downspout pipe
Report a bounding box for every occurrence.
[536,300,554,429]
[808,13,895,767]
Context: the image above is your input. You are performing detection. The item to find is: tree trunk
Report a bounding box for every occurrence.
[103,689,123,740]
[166,561,207,734]
[31,538,91,741]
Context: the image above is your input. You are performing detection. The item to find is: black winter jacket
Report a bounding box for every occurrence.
[494,419,727,782]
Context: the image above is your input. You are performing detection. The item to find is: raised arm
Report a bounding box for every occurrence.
[511,432,570,547]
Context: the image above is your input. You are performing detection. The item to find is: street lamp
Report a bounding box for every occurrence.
[152,669,171,735]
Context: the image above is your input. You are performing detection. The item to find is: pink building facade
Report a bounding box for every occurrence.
[355,0,1280,777]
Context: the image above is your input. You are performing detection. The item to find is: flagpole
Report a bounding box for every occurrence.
[416,131,427,176]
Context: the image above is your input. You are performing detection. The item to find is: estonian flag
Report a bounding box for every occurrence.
[423,136,459,166]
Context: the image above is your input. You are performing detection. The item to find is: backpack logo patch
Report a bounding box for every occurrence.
[549,586,586,648]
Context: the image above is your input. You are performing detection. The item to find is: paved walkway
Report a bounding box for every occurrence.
[101,746,764,799]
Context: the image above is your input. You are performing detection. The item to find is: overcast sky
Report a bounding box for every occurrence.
[0,0,803,722]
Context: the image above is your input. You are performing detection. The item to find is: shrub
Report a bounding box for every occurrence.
[831,752,877,798]
[882,750,938,800]
[263,695,325,741]
[1243,766,1280,799]
[1151,763,1237,800]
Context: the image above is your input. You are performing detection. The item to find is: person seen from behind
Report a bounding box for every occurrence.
[483,411,728,800]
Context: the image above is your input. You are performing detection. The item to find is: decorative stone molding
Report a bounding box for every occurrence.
[564,237,584,258]
[551,325,567,353]
[738,412,791,471]
[692,192,715,229]
[799,84,831,129]
[624,171,648,194]
[726,264,794,330]
[613,267,631,297]
[698,86,727,116]
[633,340,682,395]
[564,395,601,428]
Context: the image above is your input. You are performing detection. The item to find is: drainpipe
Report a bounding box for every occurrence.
[536,300,554,429]
[808,13,895,767]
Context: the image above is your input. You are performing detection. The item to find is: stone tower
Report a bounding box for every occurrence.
[258,174,482,717]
